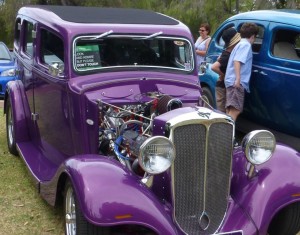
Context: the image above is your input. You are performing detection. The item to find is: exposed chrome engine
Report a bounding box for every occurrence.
[97,92,182,175]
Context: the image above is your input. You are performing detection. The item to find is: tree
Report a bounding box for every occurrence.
[0,0,299,46]
[0,0,32,46]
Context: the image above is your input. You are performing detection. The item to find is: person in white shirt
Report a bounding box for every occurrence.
[195,23,211,69]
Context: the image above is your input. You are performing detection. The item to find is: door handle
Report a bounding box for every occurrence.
[260,71,267,75]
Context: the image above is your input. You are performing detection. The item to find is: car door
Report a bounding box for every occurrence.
[33,26,75,163]
[240,21,268,121]
[16,18,39,142]
[243,22,300,137]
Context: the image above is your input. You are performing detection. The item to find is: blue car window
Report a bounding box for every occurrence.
[236,23,264,53]
[0,44,11,60]
[216,24,235,48]
[253,26,265,53]
[272,29,300,61]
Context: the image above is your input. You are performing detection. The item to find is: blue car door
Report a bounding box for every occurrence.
[243,22,300,137]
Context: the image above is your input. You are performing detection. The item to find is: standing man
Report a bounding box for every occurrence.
[224,22,259,121]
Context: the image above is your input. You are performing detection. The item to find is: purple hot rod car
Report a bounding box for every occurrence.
[4,5,300,235]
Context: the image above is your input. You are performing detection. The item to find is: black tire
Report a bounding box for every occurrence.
[5,98,18,156]
[64,180,110,235]
[201,86,215,108]
[268,202,300,235]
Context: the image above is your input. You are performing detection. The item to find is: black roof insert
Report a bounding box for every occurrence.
[33,5,179,25]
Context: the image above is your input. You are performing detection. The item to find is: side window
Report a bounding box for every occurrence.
[272,29,300,61]
[173,41,192,69]
[253,25,264,53]
[217,23,264,53]
[14,18,21,47]
[40,29,64,66]
[236,23,264,53]
[24,21,34,57]
[295,35,300,57]
[216,24,235,48]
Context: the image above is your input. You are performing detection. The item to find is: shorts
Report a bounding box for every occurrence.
[216,86,226,113]
[225,86,245,112]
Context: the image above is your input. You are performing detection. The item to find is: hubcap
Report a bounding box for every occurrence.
[65,186,76,235]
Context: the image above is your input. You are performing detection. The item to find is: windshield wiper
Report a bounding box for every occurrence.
[134,31,163,40]
[89,30,114,40]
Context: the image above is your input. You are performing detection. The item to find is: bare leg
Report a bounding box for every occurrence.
[227,106,241,121]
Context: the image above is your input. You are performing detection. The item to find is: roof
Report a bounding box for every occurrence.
[26,5,179,25]
[227,9,300,26]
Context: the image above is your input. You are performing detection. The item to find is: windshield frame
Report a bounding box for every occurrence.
[72,34,195,74]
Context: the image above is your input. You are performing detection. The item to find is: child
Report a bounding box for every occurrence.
[211,28,241,113]
[224,22,259,121]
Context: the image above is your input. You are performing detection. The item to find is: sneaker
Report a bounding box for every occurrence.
[233,139,239,147]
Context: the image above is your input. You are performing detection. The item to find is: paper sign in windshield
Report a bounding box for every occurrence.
[76,44,101,70]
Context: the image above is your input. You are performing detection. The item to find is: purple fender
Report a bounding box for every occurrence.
[4,80,30,143]
[231,144,300,235]
[41,154,178,235]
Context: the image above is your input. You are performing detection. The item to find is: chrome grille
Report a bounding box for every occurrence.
[173,122,233,235]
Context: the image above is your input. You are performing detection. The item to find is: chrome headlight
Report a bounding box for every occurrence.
[139,136,175,175]
[1,68,16,77]
[241,130,276,165]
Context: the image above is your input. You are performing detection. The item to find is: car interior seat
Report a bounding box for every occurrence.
[273,41,300,60]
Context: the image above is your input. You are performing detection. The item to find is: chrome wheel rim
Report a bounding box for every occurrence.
[65,186,76,235]
[202,95,211,108]
[7,107,14,147]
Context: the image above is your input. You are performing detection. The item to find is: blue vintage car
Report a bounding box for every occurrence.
[0,42,18,97]
[199,10,300,152]
[4,5,300,235]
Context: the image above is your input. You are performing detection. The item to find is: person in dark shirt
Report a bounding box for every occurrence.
[211,28,241,112]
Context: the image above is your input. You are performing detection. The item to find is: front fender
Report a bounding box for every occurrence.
[42,155,178,235]
[4,80,30,143]
[231,144,300,234]
[198,64,218,102]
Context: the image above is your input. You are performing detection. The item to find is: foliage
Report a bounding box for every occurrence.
[0,0,299,46]
[0,0,300,47]
[0,107,64,234]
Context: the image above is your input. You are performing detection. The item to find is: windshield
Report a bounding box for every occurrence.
[0,44,12,60]
[73,35,194,73]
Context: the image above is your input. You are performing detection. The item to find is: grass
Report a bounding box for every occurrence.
[0,107,64,235]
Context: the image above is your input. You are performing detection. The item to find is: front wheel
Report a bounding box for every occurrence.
[64,180,110,235]
[201,86,214,108]
[268,202,300,235]
[6,98,18,156]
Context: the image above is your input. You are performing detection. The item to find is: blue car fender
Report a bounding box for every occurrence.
[199,64,219,106]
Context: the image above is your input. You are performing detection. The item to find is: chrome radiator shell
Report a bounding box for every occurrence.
[168,108,234,235]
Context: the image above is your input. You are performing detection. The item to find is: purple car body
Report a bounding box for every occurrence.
[4,5,300,235]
